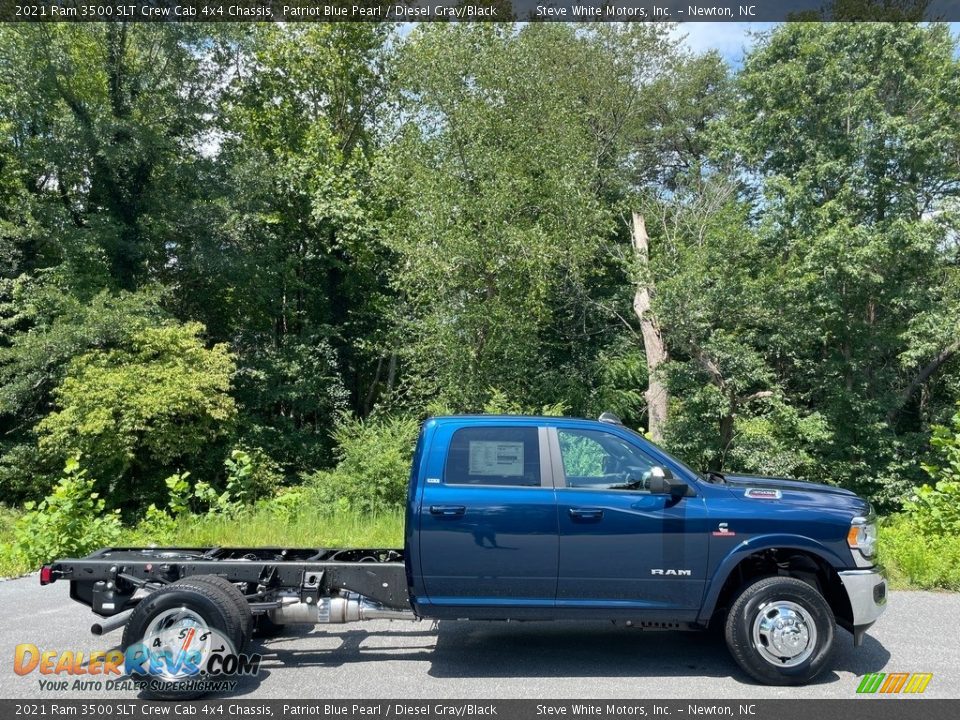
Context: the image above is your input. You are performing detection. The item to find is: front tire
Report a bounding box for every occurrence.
[724,576,835,685]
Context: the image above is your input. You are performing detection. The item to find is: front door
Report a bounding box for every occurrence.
[419,424,558,608]
[553,426,709,611]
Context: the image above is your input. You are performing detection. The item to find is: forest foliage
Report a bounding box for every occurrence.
[1,22,959,550]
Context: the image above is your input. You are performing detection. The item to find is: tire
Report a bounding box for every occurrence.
[178,575,253,648]
[121,579,245,700]
[724,576,836,685]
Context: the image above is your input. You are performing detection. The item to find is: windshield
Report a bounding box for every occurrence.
[620,426,708,483]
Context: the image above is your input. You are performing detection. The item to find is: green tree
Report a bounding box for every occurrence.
[37,321,236,509]
[213,25,391,469]
[382,24,675,413]
[731,23,960,502]
[0,281,167,500]
[0,24,224,290]
[641,176,831,477]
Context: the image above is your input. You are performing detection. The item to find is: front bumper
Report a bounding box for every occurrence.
[839,568,887,644]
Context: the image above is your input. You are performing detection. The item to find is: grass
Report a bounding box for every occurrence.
[0,505,31,578]
[878,518,960,591]
[123,507,405,549]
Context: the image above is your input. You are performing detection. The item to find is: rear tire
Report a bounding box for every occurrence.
[121,579,245,699]
[724,576,835,685]
[177,575,253,648]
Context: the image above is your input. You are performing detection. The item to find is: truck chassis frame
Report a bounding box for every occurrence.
[45,546,412,621]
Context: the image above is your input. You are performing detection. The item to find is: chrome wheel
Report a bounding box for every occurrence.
[140,606,214,681]
[751,600,817,667]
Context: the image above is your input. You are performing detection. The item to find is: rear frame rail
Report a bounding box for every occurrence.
[45,546,411,618]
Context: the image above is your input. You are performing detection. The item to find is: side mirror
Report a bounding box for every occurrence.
[647,466,689,497]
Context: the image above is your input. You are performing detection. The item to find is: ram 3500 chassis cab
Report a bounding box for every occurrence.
[42,414,886,689]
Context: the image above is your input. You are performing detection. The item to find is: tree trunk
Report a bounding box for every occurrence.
[631,212,669,443]
[887,340,960,424]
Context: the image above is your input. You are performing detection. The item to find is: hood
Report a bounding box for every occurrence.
[721,473,871,516]
[721,473,856,497]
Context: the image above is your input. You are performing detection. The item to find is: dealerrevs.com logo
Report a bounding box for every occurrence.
[856,672,933,694]
[14,620,261,694]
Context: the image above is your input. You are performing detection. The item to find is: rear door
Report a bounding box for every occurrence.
[418,423,558,608]
[552,426,709,612]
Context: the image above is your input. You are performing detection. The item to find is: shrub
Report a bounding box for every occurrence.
[902,407,960,536]
[0,505,30,578]
[137,448,285,537]
[253,486,309,522]
[224,447,283,504]
[879,408,960,590]
[12,455,122,568]
[901,480,960,537]
[307,413,421,514]
[879,517,960,590]
[36,322,236,510]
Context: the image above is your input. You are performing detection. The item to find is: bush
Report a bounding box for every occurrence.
[878,408,960,589]
[307,413,421,514]
[901,480,960,536]
[0,505,30,578]
[902,406,960,536]
[11,455,122,568]
[879,517,960,590]
[36,322,236,510]
[224,447,283,505]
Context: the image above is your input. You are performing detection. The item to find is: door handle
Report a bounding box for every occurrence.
[568,508,604,520]
[430,505,466,517]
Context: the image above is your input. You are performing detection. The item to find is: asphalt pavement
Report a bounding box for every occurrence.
[1,574,957,699]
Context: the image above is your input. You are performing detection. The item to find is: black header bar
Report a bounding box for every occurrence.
[1,700,959,720]
[1,0,959,23]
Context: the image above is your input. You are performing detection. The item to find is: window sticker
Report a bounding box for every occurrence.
[469,441,524,477]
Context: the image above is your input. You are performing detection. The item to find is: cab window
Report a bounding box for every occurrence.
[557,428,657,491]
[444,426,541,487]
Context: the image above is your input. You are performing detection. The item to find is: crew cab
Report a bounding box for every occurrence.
[42,414,887,693]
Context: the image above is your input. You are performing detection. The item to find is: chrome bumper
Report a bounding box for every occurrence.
[839,568,887,627]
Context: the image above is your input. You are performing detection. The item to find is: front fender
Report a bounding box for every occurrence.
[697,533,849,624]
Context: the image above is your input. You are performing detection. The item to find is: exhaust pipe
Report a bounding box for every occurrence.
[269,592,415,625]
[91,610,132,636]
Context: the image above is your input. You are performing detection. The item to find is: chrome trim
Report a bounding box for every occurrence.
[839,568,887,627]
[546,427,567,488]
[538,427,553,488]
[751,600,817,667]
[847,516,878,568]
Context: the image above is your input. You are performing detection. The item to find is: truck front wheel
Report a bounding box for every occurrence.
[724,576,836,685]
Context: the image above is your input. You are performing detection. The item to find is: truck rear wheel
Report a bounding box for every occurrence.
[176,574,254,647]
[121,579,246,699]
[724,576,835,685]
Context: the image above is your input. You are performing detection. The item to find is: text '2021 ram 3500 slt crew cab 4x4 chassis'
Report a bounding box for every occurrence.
[41,414,886,692]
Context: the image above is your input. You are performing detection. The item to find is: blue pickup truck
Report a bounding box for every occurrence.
[43,413,886,692]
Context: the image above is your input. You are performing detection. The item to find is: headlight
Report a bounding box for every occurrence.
[847,516,877,559]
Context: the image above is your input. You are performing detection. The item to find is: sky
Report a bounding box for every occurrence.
[671,22,776,64]
[673,22,960,65]
[397,22,960,67]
